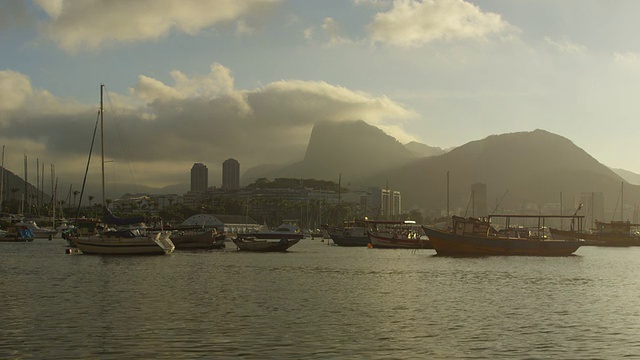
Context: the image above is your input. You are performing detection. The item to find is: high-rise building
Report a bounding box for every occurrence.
[190,163,208,192]
[222,158,240,190]
[471,183,487,218]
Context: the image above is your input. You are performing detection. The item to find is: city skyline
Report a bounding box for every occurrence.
[2,1,640,189]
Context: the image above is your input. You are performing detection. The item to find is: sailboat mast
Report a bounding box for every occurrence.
[621,181,624,221]
[100,84,106,208]
[0,145,4,211]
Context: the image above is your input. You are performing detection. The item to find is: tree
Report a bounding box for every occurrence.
[88,195,95,208]
[73,190,80,208]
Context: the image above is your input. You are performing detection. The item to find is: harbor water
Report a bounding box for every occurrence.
[2,238,640,359]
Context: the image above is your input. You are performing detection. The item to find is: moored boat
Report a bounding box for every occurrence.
[170,228,226,249]
[550,221,640,247]
[66,85,174,255]
[325,220,370,246]
[232,236,300,252]
[423,216,582,256]
[237,223,304,241]
[15,220,58,240]
[0,226,35,242]
[367,220,433,249]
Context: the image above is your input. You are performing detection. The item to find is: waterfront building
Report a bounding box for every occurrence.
[222,158,240,190]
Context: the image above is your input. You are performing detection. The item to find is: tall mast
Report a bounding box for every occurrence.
[0,145,4,211]
[24,155,28,214]
[100,84,106,208]
[621,181,624,221]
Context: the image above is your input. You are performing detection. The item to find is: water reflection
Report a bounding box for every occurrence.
[1,240,640,358]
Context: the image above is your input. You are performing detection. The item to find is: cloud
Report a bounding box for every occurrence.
[544,36,587,54]
[367,0,517,48]
[613,52,640,65]
[34,0,280,52]
[0,65,416,187]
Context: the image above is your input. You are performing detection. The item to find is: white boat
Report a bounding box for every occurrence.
[15,220,58,240]
[67,85,174,255]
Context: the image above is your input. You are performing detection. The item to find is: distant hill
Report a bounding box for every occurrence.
[404,141,447,157]
[366,129,637,214]
[0,167,51,211]
[243,120,418,183]
[612,168,640,185]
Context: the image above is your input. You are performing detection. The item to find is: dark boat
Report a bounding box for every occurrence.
[550,221,640,247]
[325,219,370,246]
[232,237,300,252]
[422,216,582,256]
[0,226,35,242]
[367,220,433,249]
[170,228,226,249]
[237,223,304,241]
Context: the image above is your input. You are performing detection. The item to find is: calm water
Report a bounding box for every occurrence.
[2,238,640,359]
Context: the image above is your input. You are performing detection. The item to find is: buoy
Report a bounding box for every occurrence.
[75,249,81,253]
[367,243,373,248]
[65,248,72,254]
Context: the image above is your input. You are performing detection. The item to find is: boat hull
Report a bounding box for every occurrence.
[171,229,226,249]
[423,226,581,256]
[326,227,370,246]
[549,228,640,247]
[232,238,300,252]
[70,232,175,255]
[368,231,433,249]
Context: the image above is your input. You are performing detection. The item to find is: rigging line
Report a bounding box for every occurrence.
[103,87,140,192]
[74,111,100,224]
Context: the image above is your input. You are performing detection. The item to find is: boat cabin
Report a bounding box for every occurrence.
[595,220,640,235]
[452,216,491,237]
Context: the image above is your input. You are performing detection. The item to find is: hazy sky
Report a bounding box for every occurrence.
[2,0,640,190]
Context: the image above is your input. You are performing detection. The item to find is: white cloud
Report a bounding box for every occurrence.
[544,36,587,54]
[321,17,352,46]
[367,0,517,48]
[614,51,640,65]
[35,0,280,52]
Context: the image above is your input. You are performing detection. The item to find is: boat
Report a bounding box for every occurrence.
[549,183,640,246]
[232,236,300,252]
[325,219,370,246]
[15,220,58,240]
[237,223,304,241]
[367,220,433,249]
[550,221,640,246]
[0,226,35,242]
[67,85,174,255]
[170,227,226,249]
[422,216,582,256]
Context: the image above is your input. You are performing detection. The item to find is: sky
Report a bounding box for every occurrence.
[2,0,640,193]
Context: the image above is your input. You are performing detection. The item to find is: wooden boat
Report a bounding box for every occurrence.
[367,220,433,249]
[170,228,226,249]
[66,85,174,255]
[550,221,640,247]
[422,216,582,256]
[232,236,300,252]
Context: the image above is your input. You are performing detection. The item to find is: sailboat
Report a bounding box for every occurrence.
[549,182,640,246]
[67,85,174,255]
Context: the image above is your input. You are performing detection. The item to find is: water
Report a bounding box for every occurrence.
[2,239,640,359]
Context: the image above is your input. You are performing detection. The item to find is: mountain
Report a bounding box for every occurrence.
[404,141,447,157]
[0,167,51,211]
[242,120,419,183]
[612,168,640,185]
[366,129,637,214]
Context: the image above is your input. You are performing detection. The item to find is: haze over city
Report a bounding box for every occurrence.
[2,0,640,190]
